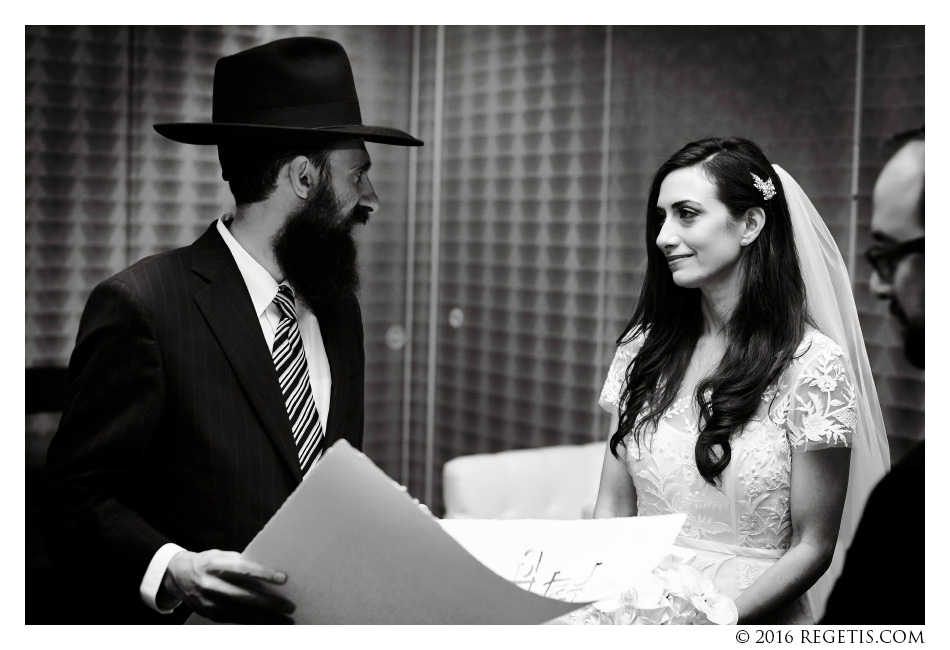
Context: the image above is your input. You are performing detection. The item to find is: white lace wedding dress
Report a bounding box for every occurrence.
[599,327,856,624]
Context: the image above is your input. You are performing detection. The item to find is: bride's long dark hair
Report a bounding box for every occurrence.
[610,137,808,486]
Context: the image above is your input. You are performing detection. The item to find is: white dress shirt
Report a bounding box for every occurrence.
[139,216,332,613]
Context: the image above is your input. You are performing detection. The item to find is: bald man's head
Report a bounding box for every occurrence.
[869,135,924,368]
[872,138,924,238]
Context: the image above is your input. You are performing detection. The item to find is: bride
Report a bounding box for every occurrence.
[591,137,889,624]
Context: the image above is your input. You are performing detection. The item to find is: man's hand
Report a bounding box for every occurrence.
[160,549,296,624]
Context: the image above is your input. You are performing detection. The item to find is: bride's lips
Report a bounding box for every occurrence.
[666,253,693,267]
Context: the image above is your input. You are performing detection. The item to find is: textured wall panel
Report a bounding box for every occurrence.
[26,26,131,366]
[424,26,609,514]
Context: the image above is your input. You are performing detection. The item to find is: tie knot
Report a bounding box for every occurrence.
[274,285,297,320]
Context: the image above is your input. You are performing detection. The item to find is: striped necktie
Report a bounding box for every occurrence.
[272,285,324,473]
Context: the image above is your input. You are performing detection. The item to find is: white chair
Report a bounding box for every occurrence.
[442,442,605,520]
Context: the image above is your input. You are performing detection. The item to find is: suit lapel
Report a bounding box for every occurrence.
[190,224,304,483]
[314,302,351,447]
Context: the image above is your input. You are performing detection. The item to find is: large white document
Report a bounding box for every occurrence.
[440,514,687,604]
[188,441,589,624]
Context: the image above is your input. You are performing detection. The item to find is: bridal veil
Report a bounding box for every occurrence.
[772,164,891,618]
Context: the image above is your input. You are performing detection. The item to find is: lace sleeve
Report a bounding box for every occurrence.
[598,332,645,415]
[773,331,857,453]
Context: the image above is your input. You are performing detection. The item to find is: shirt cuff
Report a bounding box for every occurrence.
[140,542,187,614]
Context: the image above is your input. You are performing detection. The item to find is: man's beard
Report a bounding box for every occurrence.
[890,299,924,369]
[270,181,369,314]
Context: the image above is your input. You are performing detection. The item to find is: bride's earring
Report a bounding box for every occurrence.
[741,238,749,246]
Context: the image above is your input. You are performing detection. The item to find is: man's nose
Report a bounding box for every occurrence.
[361,178,379,214]
[869,270,892,300]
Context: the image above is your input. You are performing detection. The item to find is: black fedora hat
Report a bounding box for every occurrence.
[154,37,422,147]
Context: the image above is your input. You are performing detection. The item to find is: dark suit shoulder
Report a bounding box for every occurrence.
[95,223,221,306]
[109,245,194,294]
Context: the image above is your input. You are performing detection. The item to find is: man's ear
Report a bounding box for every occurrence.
[287,155,313,200]
[741,206,766,244]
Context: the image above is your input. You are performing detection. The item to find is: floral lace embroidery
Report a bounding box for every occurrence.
[737,559,767,591]
[634,461,685,516]
[784,342,856,450]
[736,419,792,549]
[600,336,641,410]
[663,396,697,431]
[679,511,732,540]
[602,329,856,593]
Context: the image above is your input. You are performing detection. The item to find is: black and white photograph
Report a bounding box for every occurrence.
[20,19,929,634]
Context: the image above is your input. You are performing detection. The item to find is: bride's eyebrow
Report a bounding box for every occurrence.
[671,200,701,209]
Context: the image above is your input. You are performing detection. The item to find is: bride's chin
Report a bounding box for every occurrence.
[669,272,699,289]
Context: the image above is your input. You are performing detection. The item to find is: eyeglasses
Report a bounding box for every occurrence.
[864,236,924,283]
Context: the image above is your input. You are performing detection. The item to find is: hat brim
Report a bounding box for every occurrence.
[153,122,423,147]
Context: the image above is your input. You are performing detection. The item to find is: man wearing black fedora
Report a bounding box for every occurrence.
[42,36,422,624]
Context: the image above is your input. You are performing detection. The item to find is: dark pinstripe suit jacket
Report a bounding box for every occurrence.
[41,222,365,623]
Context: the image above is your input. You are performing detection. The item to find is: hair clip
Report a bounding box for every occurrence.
[751,172,776,201]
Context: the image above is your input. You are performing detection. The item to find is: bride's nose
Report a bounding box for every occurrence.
[656,219,680,250]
